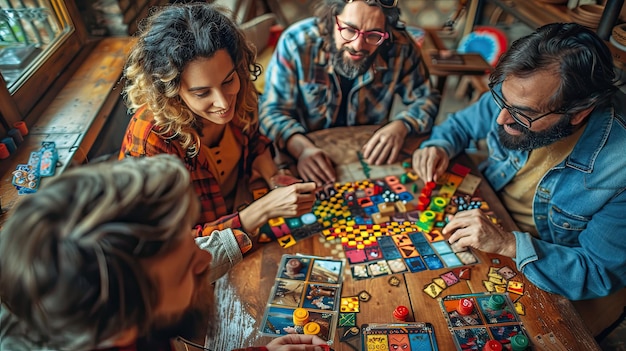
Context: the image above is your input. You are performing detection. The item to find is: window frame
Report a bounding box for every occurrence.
[0,0,89,131]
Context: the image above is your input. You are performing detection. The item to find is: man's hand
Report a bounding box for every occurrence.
[296,147,336,187]
[411,146,449,183]
[444,209,517,258]
[361,121,408,166]
[265,334,329,351]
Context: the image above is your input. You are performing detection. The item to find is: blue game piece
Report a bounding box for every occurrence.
[300,213,317,225]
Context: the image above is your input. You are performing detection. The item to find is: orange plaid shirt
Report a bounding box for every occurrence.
[119,107,271,235]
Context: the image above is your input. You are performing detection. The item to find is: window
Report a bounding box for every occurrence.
[0,0,87,134]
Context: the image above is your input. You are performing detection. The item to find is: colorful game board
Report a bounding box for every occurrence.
[361,323,440,351]
[261,254,345,344]
[439,293,529,351]
[259,163,497,280]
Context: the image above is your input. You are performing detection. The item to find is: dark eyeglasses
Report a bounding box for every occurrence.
[489,87,568,129]
[335,16,389,46]
[346,0,398,8]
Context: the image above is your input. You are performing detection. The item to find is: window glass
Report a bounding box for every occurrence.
[0,0,69,92]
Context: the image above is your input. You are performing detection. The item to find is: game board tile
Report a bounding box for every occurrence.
[423,255,444,270]
[456,251,479,265]
[423,282,444,298]
[440,253,463,267]
[405,257,427,272]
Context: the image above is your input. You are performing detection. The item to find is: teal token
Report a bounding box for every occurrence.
[488,294,505,310]
[510,334,529,351]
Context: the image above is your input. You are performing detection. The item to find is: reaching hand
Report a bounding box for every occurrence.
[261,182,317,219]
[361,121,408,166]
[444,209,517,258]
[265,334,329,351]
[240,182,317,232]
[296,147,336,187]
[270,172,303,188]
[411,146,449,183]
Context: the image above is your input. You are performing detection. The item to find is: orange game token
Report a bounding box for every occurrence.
[457,297,474,315]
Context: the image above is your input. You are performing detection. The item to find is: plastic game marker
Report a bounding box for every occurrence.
[260,254,345,345]
[393,305,410,321]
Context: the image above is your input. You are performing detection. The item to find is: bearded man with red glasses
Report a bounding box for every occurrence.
[259,0,440,186]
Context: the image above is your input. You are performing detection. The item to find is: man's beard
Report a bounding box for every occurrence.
[497,114,575,151]
[141,274,216,344]
[332,46,376,79]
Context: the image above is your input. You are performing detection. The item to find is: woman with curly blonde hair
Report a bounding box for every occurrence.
[120,3,315,238]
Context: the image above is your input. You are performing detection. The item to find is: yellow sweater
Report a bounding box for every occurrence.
[499,125,586,237]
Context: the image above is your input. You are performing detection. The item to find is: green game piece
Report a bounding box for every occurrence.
[402,161,411,168]
[400,174,408,184]
[510,334,530,351]
[488,294,505,310]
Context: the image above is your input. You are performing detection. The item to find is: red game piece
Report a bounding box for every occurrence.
[483,340,503,351]
[457,297,474,315]
[393,305,410,321]
[417,195,430,210]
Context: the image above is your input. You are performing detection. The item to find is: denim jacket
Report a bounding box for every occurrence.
[259,18,440,151]
[421,91,626,300]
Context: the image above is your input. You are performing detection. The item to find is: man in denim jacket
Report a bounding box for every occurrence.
[412,22,626,337]
[259,0,440,186]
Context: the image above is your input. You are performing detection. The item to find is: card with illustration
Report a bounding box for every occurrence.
[309,259,343,284]
[261,254,345,344]
[361,323,439,351]
[439,293,528,351]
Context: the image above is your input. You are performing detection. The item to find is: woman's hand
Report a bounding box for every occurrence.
[240,182,317,232]
[264,334,329,351]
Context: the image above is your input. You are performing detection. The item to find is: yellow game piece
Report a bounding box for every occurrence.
[303,322,321,335]
[514,302,526,315]
[268,217,285,226]
[293,308,310,326]
[406,170,418,180]
[278,235,297,248]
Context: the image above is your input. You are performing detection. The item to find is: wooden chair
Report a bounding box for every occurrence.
[422,27,507,101]
[240,13,279,94]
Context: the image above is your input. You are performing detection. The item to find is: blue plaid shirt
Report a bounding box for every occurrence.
[259,18,440,151]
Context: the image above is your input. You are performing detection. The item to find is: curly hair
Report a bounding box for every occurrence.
[489,22,618,114]
[0,155,199,349]
[314,0,401,52]
[123,3,262,156]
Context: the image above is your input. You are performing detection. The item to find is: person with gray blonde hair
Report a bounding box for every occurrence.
[259,0,440,186]
[0,154,328,351]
